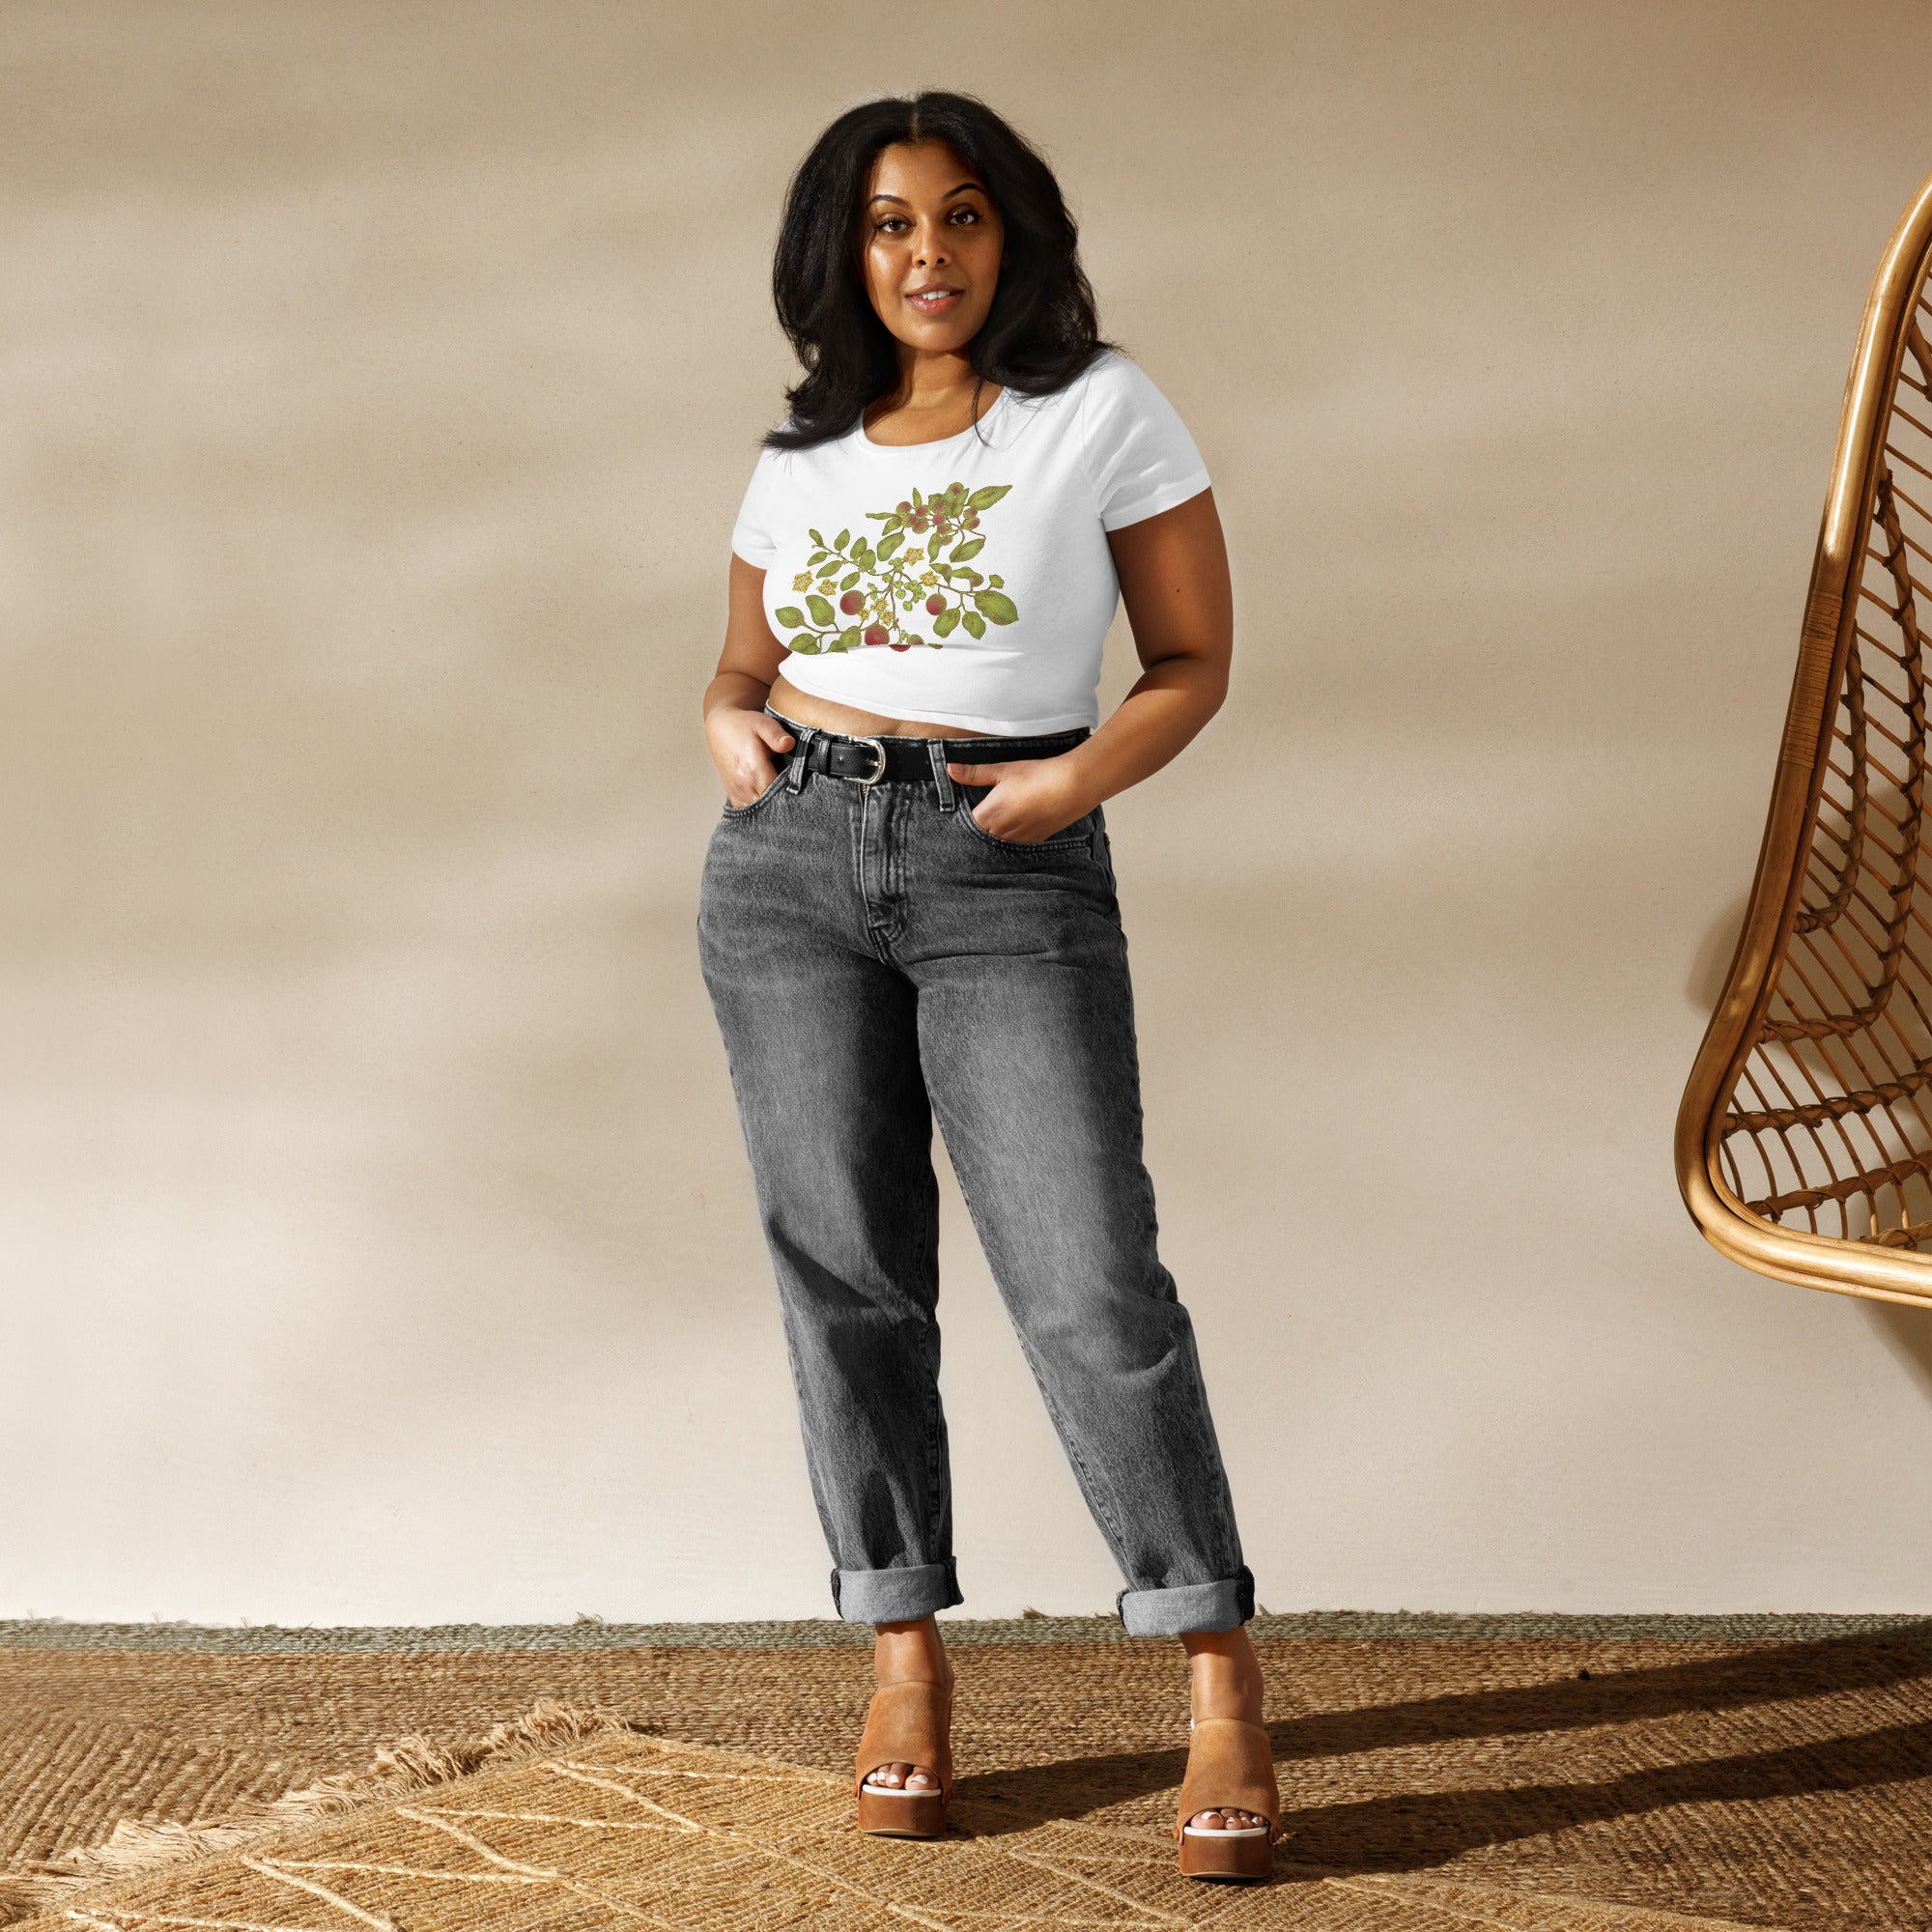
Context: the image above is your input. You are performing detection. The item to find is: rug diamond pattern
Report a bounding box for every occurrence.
[12,1731,1781,1932]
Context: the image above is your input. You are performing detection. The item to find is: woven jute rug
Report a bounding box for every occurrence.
[2,1617,1927,1930]
[0,1708,1784,1932]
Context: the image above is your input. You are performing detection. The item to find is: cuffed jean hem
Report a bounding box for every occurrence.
[1116,1568,1255,1637]
[830,1560,964,1625]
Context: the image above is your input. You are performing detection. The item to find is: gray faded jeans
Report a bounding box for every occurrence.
[696,709,1255,1637]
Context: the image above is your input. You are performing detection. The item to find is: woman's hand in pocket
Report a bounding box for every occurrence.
[707,705,796,807]
[945,753,1094,843]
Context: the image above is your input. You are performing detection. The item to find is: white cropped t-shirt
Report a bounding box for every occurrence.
[728,350,1210,736]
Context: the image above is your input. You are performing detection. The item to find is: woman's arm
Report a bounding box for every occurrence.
[703,554,799,806]
[946,489,1233,840]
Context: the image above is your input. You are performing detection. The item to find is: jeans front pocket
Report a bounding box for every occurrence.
[955,785,1095,855]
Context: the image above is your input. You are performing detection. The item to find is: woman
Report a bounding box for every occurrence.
[698,92,1279,1882]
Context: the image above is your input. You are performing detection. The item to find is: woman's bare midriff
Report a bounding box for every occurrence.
[768,670,1019,740]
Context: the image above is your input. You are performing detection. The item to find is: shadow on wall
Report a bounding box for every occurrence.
[1868,1302,1932,1401]
[1684,891,1750,1014]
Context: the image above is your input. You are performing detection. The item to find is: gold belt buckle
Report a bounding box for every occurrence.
[845,736,889,792]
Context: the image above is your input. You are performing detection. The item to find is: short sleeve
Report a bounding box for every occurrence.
[1078,353,1211,531]
[729,445,783,567]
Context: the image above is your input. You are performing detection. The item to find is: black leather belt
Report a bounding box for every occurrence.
[770,715,1089,788]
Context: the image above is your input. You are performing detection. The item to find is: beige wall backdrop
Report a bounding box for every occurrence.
[5,0,1931,1625]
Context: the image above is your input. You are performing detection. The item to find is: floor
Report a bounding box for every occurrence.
[2,1616,1927,1930]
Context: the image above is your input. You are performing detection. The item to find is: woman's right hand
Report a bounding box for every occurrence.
[706,700,797,807]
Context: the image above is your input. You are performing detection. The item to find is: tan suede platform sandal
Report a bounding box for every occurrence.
[853,1677,955,1839]
[1173,1716,1281,1881]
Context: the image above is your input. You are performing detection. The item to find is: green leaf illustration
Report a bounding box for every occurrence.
[774,606,805,628]
[799,482,1014,661]
[926,636,943,648]
[988,574,1004,587]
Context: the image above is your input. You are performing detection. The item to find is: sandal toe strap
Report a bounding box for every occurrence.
[854,1680,954,1800]
[1174,1717,1279,1842]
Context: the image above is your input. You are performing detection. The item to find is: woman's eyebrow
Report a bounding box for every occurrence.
[866,184,986,207]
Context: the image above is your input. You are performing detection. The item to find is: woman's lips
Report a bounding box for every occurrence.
[907,287,963,315]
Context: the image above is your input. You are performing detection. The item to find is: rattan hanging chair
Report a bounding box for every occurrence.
[1678,170,1932,1307]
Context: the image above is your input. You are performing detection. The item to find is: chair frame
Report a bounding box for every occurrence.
[1676,172,1932,1307]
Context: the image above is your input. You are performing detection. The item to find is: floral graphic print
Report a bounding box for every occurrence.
[773,480,1019,653]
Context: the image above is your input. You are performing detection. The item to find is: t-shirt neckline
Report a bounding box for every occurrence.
[855,384,1012,452]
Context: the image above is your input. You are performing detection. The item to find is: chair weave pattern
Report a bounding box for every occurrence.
[1680,170,1932,1302]
[1722,300,1932,1249]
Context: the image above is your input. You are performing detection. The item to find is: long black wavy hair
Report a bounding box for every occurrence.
[763,92,1110,451]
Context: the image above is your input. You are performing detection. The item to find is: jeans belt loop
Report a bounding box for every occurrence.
[925,738,957,812]
[786,724,816,792]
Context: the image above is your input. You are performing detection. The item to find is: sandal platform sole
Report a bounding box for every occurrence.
[855,1785,948,1837]
[1178,1825,1273,1881]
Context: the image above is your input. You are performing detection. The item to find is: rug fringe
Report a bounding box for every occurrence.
[0,1697,642,1924]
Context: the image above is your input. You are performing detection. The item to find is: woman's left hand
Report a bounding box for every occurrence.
[946,754,1095,844]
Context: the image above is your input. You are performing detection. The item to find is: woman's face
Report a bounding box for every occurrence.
[858,140,1004,358]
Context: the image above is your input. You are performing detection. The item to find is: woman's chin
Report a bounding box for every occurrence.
[891,314,983,355]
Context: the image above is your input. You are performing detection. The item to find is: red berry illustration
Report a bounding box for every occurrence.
[806,479,1014,665]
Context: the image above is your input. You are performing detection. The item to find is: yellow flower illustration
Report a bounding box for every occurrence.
[792,572,812,592]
